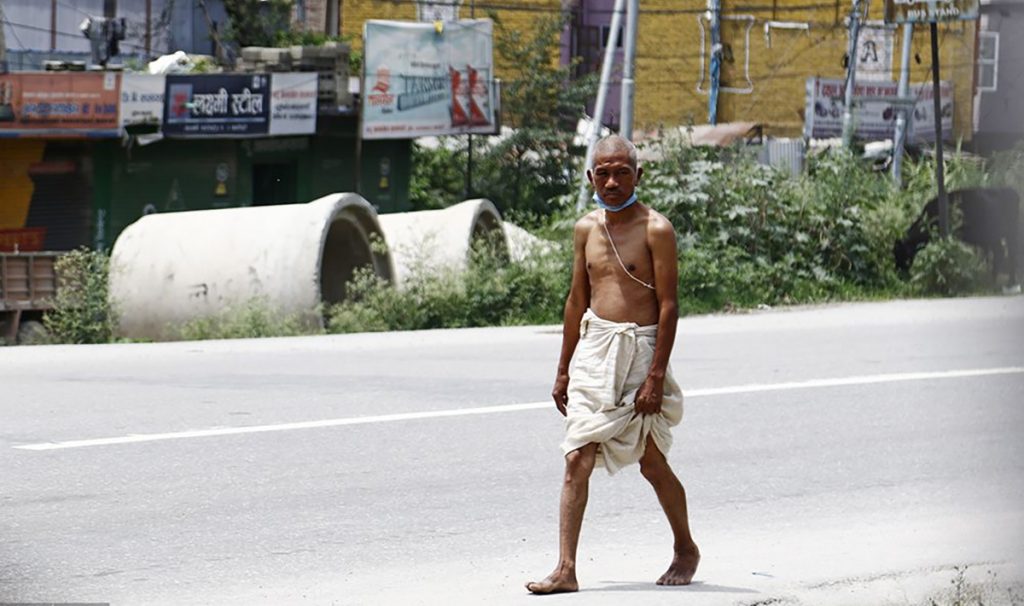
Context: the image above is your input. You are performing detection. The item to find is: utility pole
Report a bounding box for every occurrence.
[326,0,339,37]
[891,23,913,182]
[145,0,152,55]
[576,0,626,211]
[619,0,638,139]
[929,22,949,236]
[842,0,864,148]
[51,0,58,50]
[465,0,476,200]
[104,0,116,19]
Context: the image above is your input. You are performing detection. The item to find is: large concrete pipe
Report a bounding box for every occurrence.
[377,199,509,287]
[110,193,392,340]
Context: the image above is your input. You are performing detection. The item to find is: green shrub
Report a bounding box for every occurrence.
[44,248,117,344]
[178,299,315,341]
[909,237,988,296]
[326,242,570,333]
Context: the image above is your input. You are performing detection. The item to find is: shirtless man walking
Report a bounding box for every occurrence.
[526,135,700,594]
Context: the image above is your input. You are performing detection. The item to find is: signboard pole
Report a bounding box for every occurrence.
[891,23,913,182]
[466,1,476,200]
[929,21,950,237]
[842,0,865,148]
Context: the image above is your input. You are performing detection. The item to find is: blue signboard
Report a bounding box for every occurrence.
[163,74,271,137]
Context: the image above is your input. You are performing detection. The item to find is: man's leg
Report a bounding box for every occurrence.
[526,442,598,594]
[638,434,700,585]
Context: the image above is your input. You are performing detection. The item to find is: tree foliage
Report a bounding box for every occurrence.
[221,0,293,48]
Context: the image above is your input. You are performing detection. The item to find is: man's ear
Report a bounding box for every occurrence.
[635,166,644,184]
[586,169,594,186]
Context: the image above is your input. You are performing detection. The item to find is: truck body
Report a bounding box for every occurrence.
[0,252,60,344]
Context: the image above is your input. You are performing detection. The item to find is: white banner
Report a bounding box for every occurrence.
[362,19,497,139]
[804,77,952,142]
[119,74,165,128]
[269,73,318,136]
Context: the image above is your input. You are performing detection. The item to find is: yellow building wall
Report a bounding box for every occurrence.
[636,0,975,139]
[341,1,976,140]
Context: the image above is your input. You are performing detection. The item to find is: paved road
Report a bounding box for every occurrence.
[1,296,1022,605]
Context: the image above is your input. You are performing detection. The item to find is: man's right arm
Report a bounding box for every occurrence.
[553,218,591,416]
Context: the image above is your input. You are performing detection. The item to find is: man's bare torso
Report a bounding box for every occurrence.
[580,205,663,326]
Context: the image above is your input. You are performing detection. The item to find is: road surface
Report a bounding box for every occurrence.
[2,296,1022,605]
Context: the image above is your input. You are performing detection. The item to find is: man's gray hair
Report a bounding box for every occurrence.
[591,134,638,170]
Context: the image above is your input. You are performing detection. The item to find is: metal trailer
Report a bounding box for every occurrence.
[0,252,60,345]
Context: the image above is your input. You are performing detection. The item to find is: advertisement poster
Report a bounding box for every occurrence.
[362,19,498,139]
[804,77,952,142]
[119,74,165,129]
[164,74,271,137]
[269,73,318,136]
[0,72,120,136]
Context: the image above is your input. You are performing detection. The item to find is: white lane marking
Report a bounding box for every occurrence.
[14,366,1024,451]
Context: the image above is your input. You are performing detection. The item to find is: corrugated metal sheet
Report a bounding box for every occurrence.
[758,138,805,176]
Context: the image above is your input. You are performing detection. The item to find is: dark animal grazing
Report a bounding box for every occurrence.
[893,187,1020,284]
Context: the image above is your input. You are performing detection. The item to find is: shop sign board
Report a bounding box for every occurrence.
[163,74,271,137]
[0,72,120,137]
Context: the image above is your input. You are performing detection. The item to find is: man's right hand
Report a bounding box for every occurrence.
[551,373,570,416]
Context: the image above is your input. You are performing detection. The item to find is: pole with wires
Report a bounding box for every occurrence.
[576,0,626,211]
[619,0,638,139]
[841,0,864,148]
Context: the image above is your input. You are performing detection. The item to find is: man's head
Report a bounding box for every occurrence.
[587,135,642,207]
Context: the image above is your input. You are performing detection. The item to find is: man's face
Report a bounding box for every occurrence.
[587,150,642,205]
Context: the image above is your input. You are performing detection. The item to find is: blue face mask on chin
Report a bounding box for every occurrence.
[593,191,638,212]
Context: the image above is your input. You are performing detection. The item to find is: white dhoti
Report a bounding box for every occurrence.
[561,308,684,475]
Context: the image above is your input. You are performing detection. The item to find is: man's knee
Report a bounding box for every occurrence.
[564,446,596,481]
[639,445,673,484]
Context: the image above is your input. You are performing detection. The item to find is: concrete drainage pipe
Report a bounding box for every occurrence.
[377,199,509,288]
[110,193,392,341]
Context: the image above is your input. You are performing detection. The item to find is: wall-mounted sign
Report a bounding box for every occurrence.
[164,74,271,137]
[362,19,498,139]
[856,25,894,82]
[269,73,318,136]
[884,0,980,23]
[120,74,165,129]
[804,77,952,142]
[0,72,120,137]
[417,0,461,22]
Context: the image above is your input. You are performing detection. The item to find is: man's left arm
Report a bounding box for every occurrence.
[635,218,679,415]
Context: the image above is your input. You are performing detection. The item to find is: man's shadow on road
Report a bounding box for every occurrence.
[587,580,760,594]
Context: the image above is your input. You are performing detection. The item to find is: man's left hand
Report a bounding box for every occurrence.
[634,375,664,415]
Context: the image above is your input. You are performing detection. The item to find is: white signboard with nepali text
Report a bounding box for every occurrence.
[362,19,498,140]
[119,74,165,129]
[269,73,318,136]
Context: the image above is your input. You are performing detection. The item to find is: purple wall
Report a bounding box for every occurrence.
[561,0,624,128]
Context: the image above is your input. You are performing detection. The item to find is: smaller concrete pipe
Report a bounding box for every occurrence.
[110,193,392,340]
[377,199,508,287]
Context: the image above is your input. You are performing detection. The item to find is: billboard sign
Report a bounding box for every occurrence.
[269,73,318,136]
[804,77,952,142]
[362,19,498,139]
[884,0,980,23]
[0,72,120,137]
[163,74,271,137]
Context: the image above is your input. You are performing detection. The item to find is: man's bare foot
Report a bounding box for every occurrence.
[656,545,700,586]
[525,567,579,594]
